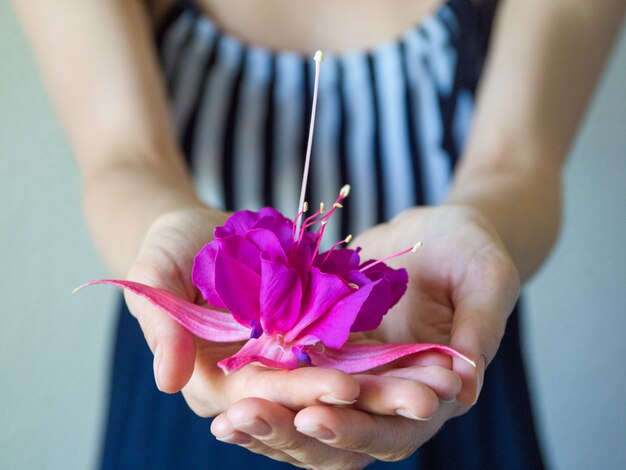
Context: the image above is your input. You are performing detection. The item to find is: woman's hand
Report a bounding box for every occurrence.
[124,207,366,415]
[210,205,520,468]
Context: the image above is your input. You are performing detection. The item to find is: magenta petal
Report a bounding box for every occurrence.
[192,243,226,309]
[215,210,264,238]
[217,334,299,374]
[217,235,263,274]
[246,228,288,264]
[259,257,302,334]
[300,280,382,349]
[214,249,261,328]
[76,280,250,341]
[315,248,361,274]
[350,277,392,332]
[308,342,475,374]
[252,215,295,255]
[284,267,351,343]
[360,262,408,308]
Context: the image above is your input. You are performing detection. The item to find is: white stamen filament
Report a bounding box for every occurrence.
[295,50,324,239]
[359,241,423,273]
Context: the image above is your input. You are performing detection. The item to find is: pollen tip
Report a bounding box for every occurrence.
[411,241,423,253]
[348,282,359,290]
[345,234,353,243]
[319,202,325,213]
[314,50,324,62]
[333,202,343,209]
[339,184,351,198]
[303,201,309,212]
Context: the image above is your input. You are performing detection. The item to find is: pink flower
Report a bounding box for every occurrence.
[79,190,472,374]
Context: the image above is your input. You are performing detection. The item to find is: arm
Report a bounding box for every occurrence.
[11,0,205,278]
[448,0,626,281]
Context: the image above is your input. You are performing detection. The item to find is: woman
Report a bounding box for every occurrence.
[12,0,625,468]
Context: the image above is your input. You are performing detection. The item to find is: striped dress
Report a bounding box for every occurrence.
[101,0,546,468]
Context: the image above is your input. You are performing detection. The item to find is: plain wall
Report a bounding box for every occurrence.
[1,1,625,468]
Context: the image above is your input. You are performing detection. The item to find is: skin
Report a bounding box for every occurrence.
[11,0,626,467]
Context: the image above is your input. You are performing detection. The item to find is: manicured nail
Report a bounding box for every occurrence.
[296,425,336,441]
[234,419,272,437]
[472,355,487,406]
[395,408,431,421]
[153,345,162,391]
[318,394,356,406]
[216,432,252,445]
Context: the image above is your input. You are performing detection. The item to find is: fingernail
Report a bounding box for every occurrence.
[234,419,272,437]
[153,345,162,391]
[395,408,431,421]
[472,355,487,406]
[216,432,252,445]
[318,394,356,406]
[296,425,336,441]
[440,397,457,404]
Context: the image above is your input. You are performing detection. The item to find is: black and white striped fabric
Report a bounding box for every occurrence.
[158,0,483,244]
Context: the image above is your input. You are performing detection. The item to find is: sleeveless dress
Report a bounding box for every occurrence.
[101,0,545,468]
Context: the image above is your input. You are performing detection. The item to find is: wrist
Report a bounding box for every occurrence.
[82,163,210,276]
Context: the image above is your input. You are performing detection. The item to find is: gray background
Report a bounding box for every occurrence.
[1,2,625,468]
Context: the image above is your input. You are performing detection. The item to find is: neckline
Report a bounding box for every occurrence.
[161,0,459,60]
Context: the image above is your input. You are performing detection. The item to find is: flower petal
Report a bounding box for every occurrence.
[214,249,261,328]
[192,242,226,309]
[299,279,383,349]
[308,342,475,374]
[252,214,295,255]
[284,267,351,343]
[315,248,361,274]
[259,256,302,334]
[217,334,299,374]
[76,280,250,341]
[215,207,288,239]
[359,262,408,308]
[349,277,392,332]
[246,228,288,264]
[217,235,263,274]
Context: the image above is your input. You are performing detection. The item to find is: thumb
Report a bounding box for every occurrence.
[124,280,197,394]
[449,261,520,405]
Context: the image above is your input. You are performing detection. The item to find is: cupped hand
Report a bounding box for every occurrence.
[124,208,362,416]
[211,204,520,468]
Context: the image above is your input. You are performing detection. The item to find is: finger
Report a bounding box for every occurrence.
[211,412,306,468]
[220,398,373,469]
[450,254,520,404]
[295,403,459,463]
[125,291,196,393]
[373,365,463,402]
[353,374,441,419]
[184,364,362,418]
[230,366,361,410]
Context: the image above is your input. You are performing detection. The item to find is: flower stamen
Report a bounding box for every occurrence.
[359,242,423,272]
[294,50,324,239]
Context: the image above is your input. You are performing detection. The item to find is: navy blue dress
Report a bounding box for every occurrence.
[101,0,545,468]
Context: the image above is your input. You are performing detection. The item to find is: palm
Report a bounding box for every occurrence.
[353,206,520,396]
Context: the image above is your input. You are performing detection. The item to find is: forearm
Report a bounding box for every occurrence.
[11,0,214,276]
[447,0,625,282]
[446,153,561,282]
[82,157,208,277]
